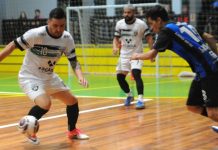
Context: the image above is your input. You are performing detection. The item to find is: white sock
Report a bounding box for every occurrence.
[126,91,133,97]
[138,95,143,102]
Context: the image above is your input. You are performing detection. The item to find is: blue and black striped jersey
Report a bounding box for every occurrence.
[153,22,218,79]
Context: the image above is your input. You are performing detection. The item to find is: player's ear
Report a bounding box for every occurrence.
[47,19,50,25]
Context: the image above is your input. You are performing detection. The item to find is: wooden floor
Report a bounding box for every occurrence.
[0,96,218,150]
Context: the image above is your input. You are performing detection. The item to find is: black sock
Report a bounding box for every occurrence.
[28,105,49,120]
[132,69,144,95]
[67,103,79,131]
[117,74,130,93]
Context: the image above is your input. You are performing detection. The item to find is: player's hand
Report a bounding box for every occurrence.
[150,58,155,62]
[78,77,89,88]
[130,53,139,60]
[113,47,119,55]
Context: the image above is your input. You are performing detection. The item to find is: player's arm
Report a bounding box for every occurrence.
[113,22,121,55]
[68,55,88,88]
[201,32,218,54]
[132,28,170,61]
[0,41,16,62]
[145,34,153,49]
[113,36,121,55]
[145,34,154,62]
[131,49,158,60]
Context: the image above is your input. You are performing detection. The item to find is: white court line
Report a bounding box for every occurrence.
[0,98,152,129]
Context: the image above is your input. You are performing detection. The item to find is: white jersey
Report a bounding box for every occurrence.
[15,26,76,80]
[114,18,150,58]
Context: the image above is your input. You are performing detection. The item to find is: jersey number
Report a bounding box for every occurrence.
[179,26,200,42]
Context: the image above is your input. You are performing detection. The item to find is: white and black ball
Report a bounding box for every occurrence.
[17,115,39,135]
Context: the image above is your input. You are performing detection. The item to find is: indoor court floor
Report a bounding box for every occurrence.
[0,73,218,150]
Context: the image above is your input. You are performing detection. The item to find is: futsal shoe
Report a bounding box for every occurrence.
[25,133,40,145]
[211,126,218,133]
[125,96,134,106]
[67,128,89,140]
[135,100,145,109]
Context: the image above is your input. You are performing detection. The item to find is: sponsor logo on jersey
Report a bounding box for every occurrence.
[30,45,64,57]
[31,84,39,91]
[38,60,56,74]
[63,35,70,39]
[120,29,138,36]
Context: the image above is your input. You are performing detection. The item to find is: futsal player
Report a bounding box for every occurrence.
[113,4,153,109]
[131,5,218,130]
[0,8,89,144]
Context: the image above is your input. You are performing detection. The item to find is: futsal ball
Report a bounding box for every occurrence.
[17,115,39,135]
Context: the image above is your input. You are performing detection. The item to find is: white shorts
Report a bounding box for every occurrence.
[116,57,144,72]
[19,75,70,101]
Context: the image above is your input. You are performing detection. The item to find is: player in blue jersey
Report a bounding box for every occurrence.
[131,5,218,131]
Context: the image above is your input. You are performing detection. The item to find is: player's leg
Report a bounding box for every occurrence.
[201,73,218,122]
[132,69,145,109]
[186,79,205,115]
[51,90,89,140]
[131,60,145,109]
[116,57,133,106]
[201,73,218,133]
[26,94,50,144]
[19,79,50,144]
[49,75,89,140]
[186,76,218,133]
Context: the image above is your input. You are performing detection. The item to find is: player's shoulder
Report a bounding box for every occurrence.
[26,26,47,37]
[116,19,125,25]
[62,30,72,39]
[135,18,146,25]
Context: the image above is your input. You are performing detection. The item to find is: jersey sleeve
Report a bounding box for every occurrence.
[153,28,172,52]
[14,29,36,51]
[64,34,76,60]
[143,22,151,37]
[114,22,121,37]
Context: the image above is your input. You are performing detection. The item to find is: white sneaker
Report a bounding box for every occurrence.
[211,126,218,133]
[67,128,89,140]
[26,133,40,145]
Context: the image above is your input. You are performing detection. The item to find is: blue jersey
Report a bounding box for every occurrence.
[153,22,218,79]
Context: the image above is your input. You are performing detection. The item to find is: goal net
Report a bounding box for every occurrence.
[66,3,176,79]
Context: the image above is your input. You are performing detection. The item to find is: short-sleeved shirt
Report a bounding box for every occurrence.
[14,26,76,80]
[153,22,218,79]
[114,18,150,58]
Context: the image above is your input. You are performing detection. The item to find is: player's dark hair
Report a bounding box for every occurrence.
[146,5,169,21]
[49,8,66,19]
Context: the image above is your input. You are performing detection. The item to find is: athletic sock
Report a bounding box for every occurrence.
[28,105,49,120]
[67,103,79,131]
[138,94,143,102]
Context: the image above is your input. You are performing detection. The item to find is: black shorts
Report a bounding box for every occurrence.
[186,72,218,107]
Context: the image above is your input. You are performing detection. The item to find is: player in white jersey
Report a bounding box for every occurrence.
[113,4,153,109]
[0,8,89,144]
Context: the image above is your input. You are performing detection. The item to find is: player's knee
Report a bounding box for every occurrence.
[67,96,78,105]
[41,103,51,110]
[36,100,51,110]
[117,73,126,82]
[132,69,142,80]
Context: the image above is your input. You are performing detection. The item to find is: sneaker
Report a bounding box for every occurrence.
[67,128,89,140]
[135,100,145,109]
[211,126,218,133]
[26,133,40,145]
[124,96,134,106]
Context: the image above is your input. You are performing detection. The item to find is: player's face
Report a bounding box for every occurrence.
[47,18,66,38]
[123,9,135,22]
[147,17,162,33]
